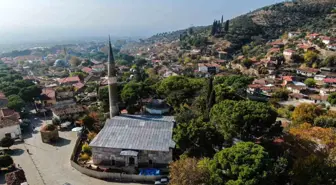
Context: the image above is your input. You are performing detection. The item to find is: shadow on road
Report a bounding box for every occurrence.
[51,137,71,147]
[8,148,25,156]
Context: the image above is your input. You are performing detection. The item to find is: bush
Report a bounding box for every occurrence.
[0,155,14,168]
[41,124,56,132]
[87,132,97,141]
[0,137,14,149]
[79,153,90,161]
[82,143,92,154]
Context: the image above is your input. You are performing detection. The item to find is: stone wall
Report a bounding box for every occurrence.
[92,147,173,167]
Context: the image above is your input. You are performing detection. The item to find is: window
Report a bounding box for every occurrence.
[149,160,153,165]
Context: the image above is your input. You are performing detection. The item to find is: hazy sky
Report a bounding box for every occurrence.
[0,0,282,43]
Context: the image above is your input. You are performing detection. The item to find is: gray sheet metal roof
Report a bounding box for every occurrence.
[90,115,175,152]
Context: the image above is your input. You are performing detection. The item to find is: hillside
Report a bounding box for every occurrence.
[122,0,336,55]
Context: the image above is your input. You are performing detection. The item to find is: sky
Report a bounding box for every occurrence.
[0,0,282,44]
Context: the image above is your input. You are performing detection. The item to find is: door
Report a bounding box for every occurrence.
[129,157,135,166]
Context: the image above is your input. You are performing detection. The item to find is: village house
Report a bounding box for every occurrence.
[81,67,93,74]
[283,49,295,61]
[296,68,319,77]
[324,78,336,86]
[58,76,81,85]
[89,115,175,168]
[288,32,301,39]
[198,63,220,74]
[40,88,56,107]
[0,108,21,140]
[321,37,335,45]
[327,43,336,51]
[308,33,319,39]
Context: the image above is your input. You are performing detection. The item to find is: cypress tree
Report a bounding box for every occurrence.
[224,20,230,32]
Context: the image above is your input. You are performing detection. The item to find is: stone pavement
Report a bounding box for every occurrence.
[1,117,142,185]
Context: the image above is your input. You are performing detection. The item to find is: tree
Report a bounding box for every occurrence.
[304,78,316,87]
[81,59,93,67]
[7,95,25,112]
[304,51,319,65]
[214,85,241,102]
[174,119,223,157]
[18,85,42,102]
[2,86,21,97]
[70,72,87,81]
[157,76,204,109]
[272,88,289,101]
[169,158,209,185]
[81,115,96,131]
[327,92,336,105]
[0,155,13,168]
[321,55,336,67]
[208,142,271,185]
[292,103,324,125]
[210,100,280,141]
[314,115,336,128]
[69,56,81,67]
[121,81,144,106]
[0,137,14,149]
[224,20,230,32]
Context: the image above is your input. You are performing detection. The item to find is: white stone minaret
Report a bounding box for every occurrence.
[107,36,119,118]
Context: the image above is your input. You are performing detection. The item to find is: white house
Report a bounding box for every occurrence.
[0,109,22,140]
[327,44,336,51]
[283,49,295,57]
[288,32,301,39]
[321,37,335,45]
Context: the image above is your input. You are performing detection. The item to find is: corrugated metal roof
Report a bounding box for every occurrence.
[89,115,175,152]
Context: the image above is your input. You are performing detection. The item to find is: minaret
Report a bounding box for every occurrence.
[107,36,119,118]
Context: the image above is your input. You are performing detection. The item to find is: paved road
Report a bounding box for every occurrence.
[1,117,141,185]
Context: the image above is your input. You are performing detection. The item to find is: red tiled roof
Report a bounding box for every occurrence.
[283,76,293,82]
[41,88,55,99]
[268,48,280,53]
[58,76,80,84]
[73,82,84,90]
[81,67,92,74]
[324,78,336,83]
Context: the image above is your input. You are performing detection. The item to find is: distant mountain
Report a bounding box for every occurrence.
[124,0,335,53]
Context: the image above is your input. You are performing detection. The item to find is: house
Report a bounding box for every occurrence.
[321,37,335,45]
[327,43,336,51]
[296,68,319,77]
[0,92,8,108]
[218,51,228,60]
[58,76,81,85]
[324,78,336,86]
[314,74,326,81]
[92,64,106,74]
[81,67,92,74]
[308,33,319,39]
[286,81,307,94]
[0,108,21,140]
[51,104,85,120]
[198,63,220,73]
[40,88,56,107]
[90,115,175,168]
[283,49,295,58]
[288,32,301,39]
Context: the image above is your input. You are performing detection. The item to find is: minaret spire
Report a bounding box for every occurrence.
[107,36,119,118]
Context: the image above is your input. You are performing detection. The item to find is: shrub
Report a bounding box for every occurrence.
[41,124,56,132]
[80,153,90,161]
[87,132,97,141]
[82,143,92,154]
[0,137,14,149]
[0,155,14,168]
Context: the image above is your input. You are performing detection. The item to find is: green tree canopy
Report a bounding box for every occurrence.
[210,100,280,141]
[304,78,316,87]
[157,76,204,109]
[327,92,336,105]
[70,72,87,81]
[272,88,289,101]
[0,155,14,168]
[18,85,42,102]
[69,56,81,67]
[208,142,271,185]
[121,81,144,106]
[7,95,25,112]
[174,118,223,157]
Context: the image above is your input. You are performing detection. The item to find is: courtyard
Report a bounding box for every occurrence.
[0,116,141,185]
